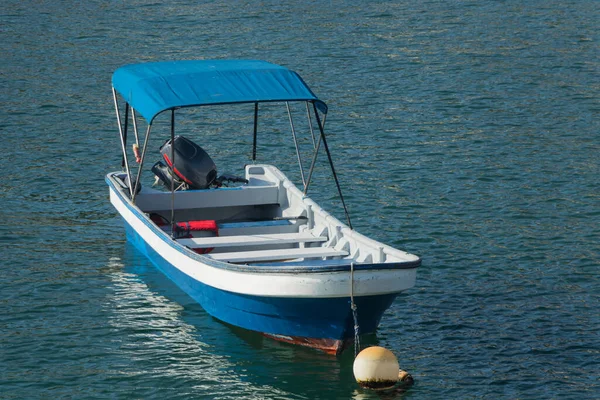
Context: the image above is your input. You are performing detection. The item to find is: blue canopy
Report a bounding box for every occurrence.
[112,60,327,123]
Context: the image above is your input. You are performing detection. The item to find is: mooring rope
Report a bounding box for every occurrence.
[350,262,361,357]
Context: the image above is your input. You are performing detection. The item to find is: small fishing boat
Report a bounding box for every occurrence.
[106,60,420,354]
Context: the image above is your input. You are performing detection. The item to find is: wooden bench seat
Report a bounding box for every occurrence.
[136,185,279,212]
[177,232,327,249]
[207,247,349,263]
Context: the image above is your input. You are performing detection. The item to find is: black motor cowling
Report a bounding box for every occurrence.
[153,136,217,190]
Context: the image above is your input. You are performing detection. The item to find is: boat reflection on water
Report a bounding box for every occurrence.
[103,243,367,396]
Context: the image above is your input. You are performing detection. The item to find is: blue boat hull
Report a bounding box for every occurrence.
[123,220,398,353]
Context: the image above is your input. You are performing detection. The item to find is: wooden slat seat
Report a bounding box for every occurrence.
[136,185,279,212]
[217,218,308,236]
[218,218,306,230]
[178,232,327,249]
[207,247,349,263]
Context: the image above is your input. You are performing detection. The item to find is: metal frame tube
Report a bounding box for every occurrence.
[112,88,133,197]
[306,102,317,149]
[304,103,327,194]
[304,134,321,195]
[131,107,140,146]
[131,124,152,202]
[252,102,258,161]
[122,105,129,168]
[286,102,306,187]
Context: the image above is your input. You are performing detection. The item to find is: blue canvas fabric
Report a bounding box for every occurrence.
[112,60,326,123]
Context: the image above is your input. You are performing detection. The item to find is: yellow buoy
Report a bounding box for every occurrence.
[353,346,400,390]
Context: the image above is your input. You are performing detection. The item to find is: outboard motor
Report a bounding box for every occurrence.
[152,136,217,190]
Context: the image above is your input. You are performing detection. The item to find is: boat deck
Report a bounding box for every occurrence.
[113,163,416,268]
[175,219,350,264]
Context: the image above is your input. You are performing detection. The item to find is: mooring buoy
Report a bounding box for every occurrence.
[352,346,413,390]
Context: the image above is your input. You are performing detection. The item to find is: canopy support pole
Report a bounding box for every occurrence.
[170,110,176,238]
[252,103,258,161]
[112,88,133,198]
[122,104,129,168]
[304,134,321,195]
[131,107,140,146]
[131,124,152,202]
[287,102,306,187]
[304,103,326,195]
[312,103,352,229]
[306,102,317,149]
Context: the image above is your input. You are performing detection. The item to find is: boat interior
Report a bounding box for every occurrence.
[110,164,416,266]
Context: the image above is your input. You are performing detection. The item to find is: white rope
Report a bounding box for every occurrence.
[350,262,360,357]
